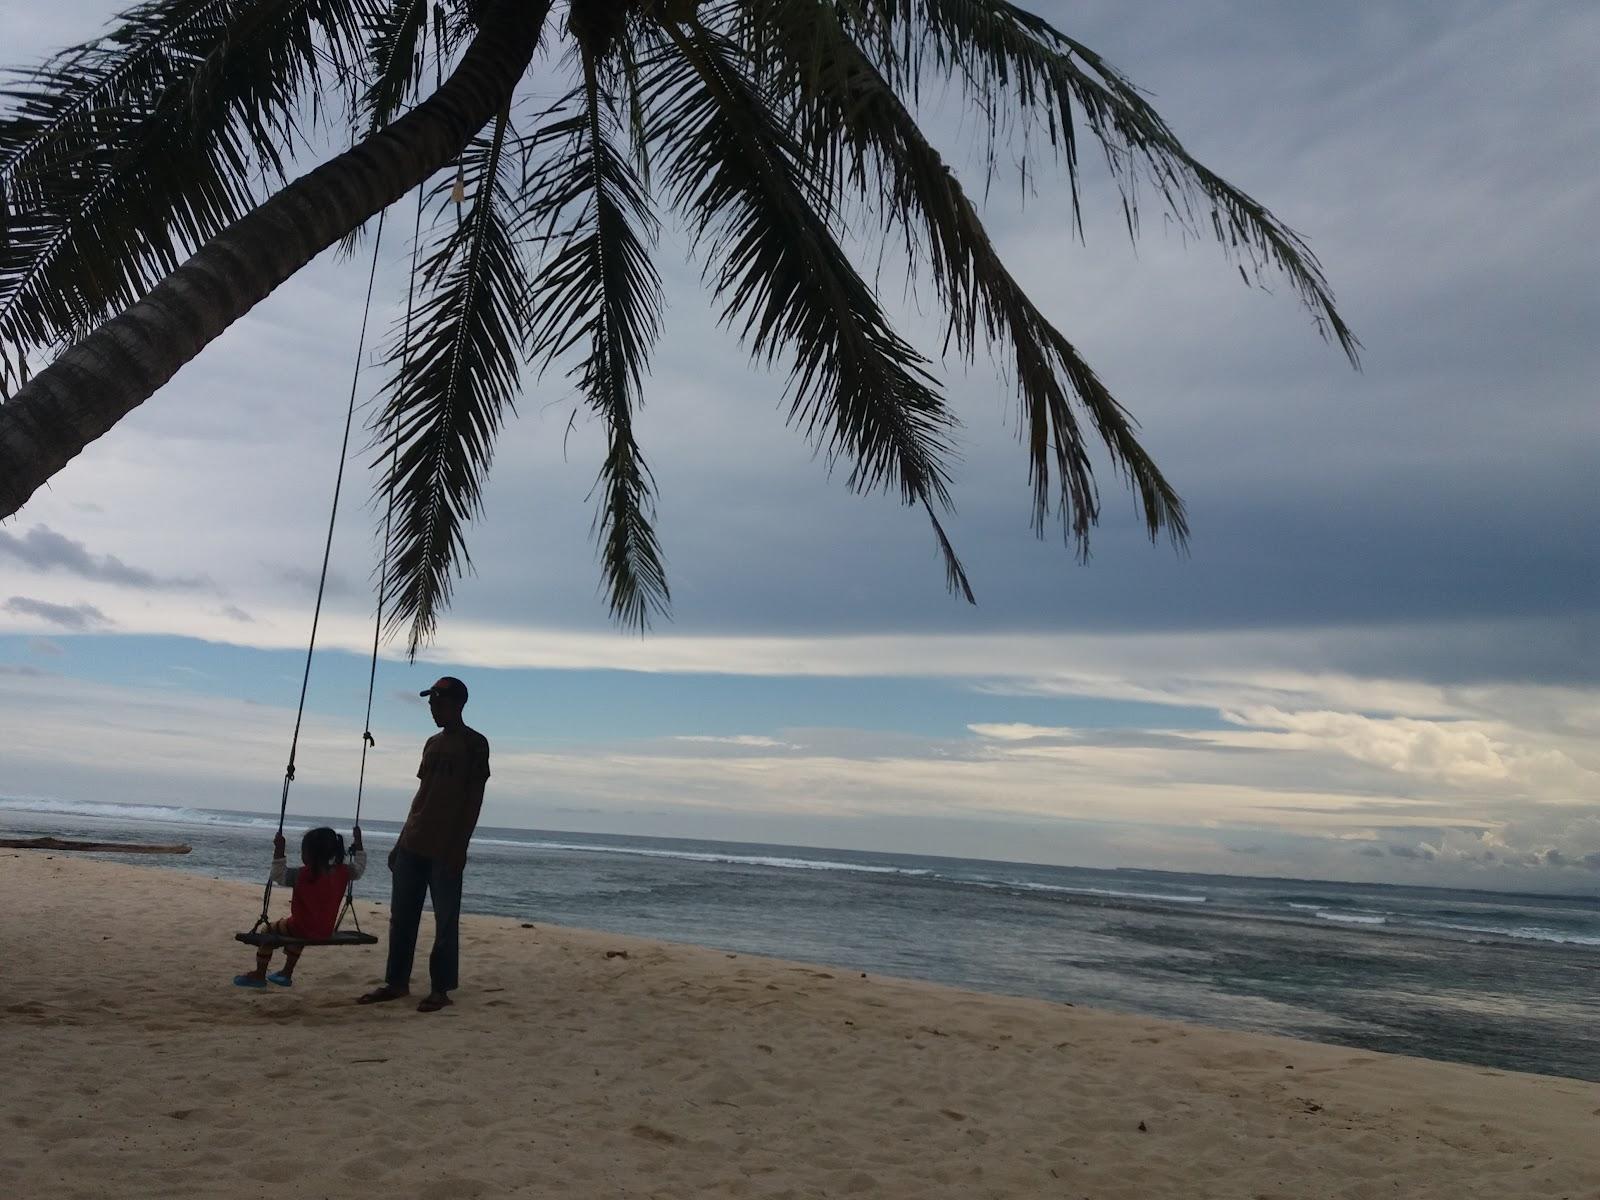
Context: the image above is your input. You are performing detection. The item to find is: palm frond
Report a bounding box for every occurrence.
[733,0,1185,549]
[331,0,429,258]
[613,23,654,192]
[834,0,1358,365]
[520,42,668,629]
[432,0,481,59]
[646,19,974,600]
[0,0,367,392]
[373,107,528,658]
[360,0,429,133]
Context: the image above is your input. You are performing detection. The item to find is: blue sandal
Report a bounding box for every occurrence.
[233,974,268,989]
[266,971,294,987]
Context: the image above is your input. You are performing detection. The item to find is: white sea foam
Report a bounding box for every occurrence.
[0,796,276,831]
[1006,880,1208,905]
[1425,921,1600,947]
[1314,911,1387,925]
[475,837,934,878]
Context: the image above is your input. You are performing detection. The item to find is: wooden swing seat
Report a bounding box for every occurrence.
[234,929,379,949]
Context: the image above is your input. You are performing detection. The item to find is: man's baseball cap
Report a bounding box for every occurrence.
[420,676,469,704]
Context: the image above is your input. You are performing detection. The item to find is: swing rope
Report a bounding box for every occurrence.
[242,33,439,950]
[253,205,389,934]
[354,180,425,825]
[327,181,428,936]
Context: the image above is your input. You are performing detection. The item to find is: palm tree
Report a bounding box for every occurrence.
[0,0,1356,653]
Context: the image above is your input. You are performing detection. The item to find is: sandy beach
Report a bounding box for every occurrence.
[1,853,1595,1199]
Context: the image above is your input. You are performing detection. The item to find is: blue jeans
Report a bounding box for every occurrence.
[385,848,464,994]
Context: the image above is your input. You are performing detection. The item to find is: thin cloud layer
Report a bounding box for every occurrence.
[0,525,205,590]
[3,597,112,631]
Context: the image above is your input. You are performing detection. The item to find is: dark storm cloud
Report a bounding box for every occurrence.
[10,2,1594,702]
[3,597,113,631]
[0,525,206,590]
[433,0,1596,692]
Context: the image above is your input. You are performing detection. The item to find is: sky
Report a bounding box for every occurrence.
[1,1,1596,892]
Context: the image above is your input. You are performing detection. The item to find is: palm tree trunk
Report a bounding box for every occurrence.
[0,0,552,519]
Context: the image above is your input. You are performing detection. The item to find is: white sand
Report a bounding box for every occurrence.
[2,853,1596,1199]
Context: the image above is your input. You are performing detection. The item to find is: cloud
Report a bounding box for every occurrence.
[27,637,64,656]
[674,735,796,749]
[1224,707,1509,781]
[967,723,1066,742]
[272,564,356,597]
[0,661,1594,890]
[217,605,255,623]
[967,723,1256,754]
[1386,844,1435,860]
[1218,705,1595,798]
[3,597,112,631]
[0,525,205,590]
[1406,815,1600,874]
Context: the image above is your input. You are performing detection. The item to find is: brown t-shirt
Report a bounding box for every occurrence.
[397,724,491,862]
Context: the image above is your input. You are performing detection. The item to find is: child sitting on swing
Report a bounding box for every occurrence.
[233,826,366,988]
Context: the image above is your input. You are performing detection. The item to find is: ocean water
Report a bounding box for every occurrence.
[4,796,1598,1082]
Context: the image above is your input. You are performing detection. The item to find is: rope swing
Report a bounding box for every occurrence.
[235,182,423,951]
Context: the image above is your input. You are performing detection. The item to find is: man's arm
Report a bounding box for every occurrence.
[447,775,487,874]
[392,750,429,868]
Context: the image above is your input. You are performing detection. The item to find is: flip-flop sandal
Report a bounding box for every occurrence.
[233,975,268,989]
[266,972,294,987]
[357,986,408,1005]
[416,994,452,1013]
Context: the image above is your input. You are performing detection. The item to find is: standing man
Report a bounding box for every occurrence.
[358,676,490,1013]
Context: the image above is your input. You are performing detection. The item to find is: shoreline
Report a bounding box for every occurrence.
[3,853,1596,1198]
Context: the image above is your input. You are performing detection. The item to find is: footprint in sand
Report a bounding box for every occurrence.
[632,1123,682,1145]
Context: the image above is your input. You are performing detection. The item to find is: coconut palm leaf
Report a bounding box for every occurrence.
[373,106,527,657]
[0,0,368,392]
[520,41,668,629]
[332,0,432,257]
[841,0,1358,363]
[731,0,1184,549]
[647,18,973,600]
[0,0,1358,645]
[361,0,430,134]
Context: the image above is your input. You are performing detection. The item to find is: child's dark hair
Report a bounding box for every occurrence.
[300,826,346,879]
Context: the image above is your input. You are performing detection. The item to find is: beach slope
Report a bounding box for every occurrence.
[1,855,1594,1198]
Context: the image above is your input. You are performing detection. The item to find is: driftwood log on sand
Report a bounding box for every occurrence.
[0,836,192,854]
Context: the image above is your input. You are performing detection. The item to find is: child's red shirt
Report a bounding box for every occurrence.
[287,864,352,939]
